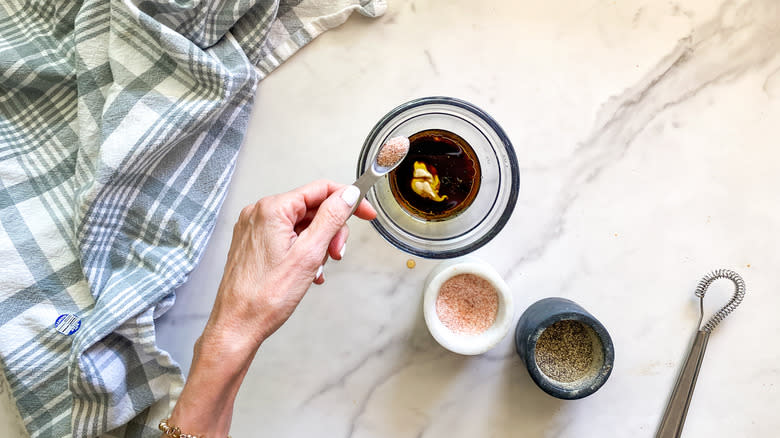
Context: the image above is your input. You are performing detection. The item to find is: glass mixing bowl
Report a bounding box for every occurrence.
[356,97,519,259]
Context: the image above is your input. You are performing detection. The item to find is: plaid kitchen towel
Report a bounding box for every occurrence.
[0,0,385,437]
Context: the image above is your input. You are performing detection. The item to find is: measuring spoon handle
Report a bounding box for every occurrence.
[348,168,381,217]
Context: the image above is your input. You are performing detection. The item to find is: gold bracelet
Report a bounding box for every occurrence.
[158,417,232,438]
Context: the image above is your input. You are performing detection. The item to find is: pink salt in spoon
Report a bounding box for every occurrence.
[348,136,410,216]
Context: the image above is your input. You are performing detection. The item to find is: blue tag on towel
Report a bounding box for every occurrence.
[54,314,81,336]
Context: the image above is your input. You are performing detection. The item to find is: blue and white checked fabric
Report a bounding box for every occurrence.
[0,0,385,436]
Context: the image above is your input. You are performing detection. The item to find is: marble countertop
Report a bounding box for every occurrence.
[3,0,779,436]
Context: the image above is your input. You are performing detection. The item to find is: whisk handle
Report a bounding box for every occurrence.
[656,330,710,438]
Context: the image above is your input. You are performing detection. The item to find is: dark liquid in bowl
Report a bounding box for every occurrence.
[389,129,481,220]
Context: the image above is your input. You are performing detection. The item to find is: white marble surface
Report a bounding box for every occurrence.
[3,0,780,436]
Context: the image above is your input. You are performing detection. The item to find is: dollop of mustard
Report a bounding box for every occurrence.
[411,161,447,202]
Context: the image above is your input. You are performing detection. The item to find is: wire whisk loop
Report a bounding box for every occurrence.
[695,269,745,333]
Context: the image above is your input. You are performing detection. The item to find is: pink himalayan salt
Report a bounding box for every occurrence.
[435,273,498,335]
[376,136,409,168]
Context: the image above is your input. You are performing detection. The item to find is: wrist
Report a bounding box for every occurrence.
[210,274,294,349]
[167,327,255,437]
[203,292,272,356]
[195,321,261,370]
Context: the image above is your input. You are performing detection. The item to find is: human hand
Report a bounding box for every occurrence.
[168,180,376,438]
[205,180,377,350]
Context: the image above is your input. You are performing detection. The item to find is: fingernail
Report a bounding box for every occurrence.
[315,265,324,280]
[339,243,346,259]
[341,185,360,207]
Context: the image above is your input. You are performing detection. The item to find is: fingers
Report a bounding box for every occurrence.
[261,180,342,227]
[294,180,375,221]
[286,180,376,226]
[312,223,350,284]
[328,225,349,260]
[293,201,373,235]
[292,185,360,262]
[313,252,329,284]
[293,209,317,235]
[292,180,345,211]
[354,199,378,221]
[278,182,375,284]
[313,264,325,285]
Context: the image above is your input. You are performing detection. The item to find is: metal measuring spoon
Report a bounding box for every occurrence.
[349,136,410,216]
[314,136,410,282]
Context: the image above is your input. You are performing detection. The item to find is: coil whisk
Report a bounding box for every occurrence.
[656,269,746,437]
[695,269,745,333]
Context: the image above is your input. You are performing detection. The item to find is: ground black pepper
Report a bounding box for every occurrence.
[535,320,594,382]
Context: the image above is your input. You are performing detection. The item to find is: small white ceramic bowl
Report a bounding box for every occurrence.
[423,256,514,355]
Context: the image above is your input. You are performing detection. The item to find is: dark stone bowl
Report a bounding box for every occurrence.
[515,297,615,400]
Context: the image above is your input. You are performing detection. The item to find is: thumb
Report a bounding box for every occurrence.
[294,185,361,258]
